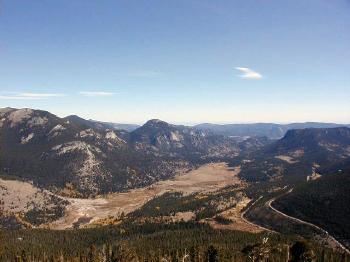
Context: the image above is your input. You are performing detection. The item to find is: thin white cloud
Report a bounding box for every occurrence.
[128,70,161,78]
[19,93,65,98]
[79,91,115,97]
[235,67,262,80]
[0,92,65,100]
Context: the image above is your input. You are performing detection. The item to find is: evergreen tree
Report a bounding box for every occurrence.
[205,245,218,262]
[290,241,316,262]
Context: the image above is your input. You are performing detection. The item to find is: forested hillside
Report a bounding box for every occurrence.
[1,108,350,261]
[1,222,348,261]
[234,127,350,183]
[274,170,350,248]
[0,108,255,197]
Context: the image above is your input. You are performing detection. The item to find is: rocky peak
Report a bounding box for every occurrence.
[143,119,170,128]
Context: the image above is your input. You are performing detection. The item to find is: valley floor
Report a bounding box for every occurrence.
[48,162,248,229]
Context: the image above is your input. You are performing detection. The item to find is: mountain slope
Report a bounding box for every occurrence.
[0,108,189,196]
[0,108,250,197]
[0,178,68,228]
[130,119,240,159]
[274,170,350,247]
[265,127,350,159]
[236,127,350,183]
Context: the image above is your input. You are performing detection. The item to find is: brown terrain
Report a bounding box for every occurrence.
[203,197,267,233]
[48,163,247,229]
[1,162,267,233]
[0,178,64,214]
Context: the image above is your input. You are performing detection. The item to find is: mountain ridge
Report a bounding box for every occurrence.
[1,107,349,194]
[0,108,248,197]
[195,122,350,139]
[236,126,350,183]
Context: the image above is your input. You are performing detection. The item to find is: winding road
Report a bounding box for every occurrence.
[240,196,277,233]
[267,188,350,255]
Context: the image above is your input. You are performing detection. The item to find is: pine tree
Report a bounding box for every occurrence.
[205,245,218,262]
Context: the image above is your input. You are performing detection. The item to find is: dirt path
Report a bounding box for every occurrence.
[268,189,350,255]
[48,162,242,229]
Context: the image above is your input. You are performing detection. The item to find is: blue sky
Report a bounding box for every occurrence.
[0,0,349,124]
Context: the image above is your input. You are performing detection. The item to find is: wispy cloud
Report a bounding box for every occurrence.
[0,92,65,100]
[235,67,262,80]
[128,70,161,78]
[78,91,115,97]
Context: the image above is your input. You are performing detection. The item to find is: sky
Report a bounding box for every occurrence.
[0,0,349,125]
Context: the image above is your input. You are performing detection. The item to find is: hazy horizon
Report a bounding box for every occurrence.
[2,106,350,126]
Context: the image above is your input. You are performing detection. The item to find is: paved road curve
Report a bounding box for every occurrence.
[268,189,350,255]
[241,196,277,233]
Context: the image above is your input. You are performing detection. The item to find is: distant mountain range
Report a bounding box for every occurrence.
[1,106,350,251]
[0,108,253,196]
[89,119,140,132]
[236,127,350,183]
[129,119,241,158]
[61,115,350,139]
[1,107,349,197]
[64,115,140,132]
[195,122,350,139]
